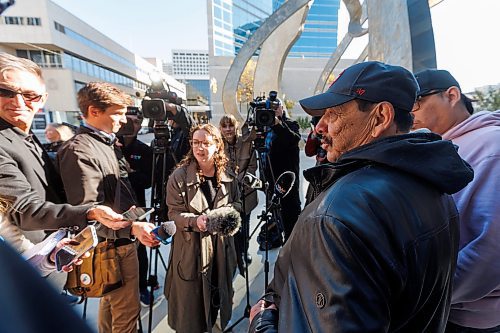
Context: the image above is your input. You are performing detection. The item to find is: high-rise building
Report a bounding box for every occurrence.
[209,0,273,57]
[207,0,350,122]
[208,0,340,58]
[273,0,340,58]
[171,49,211,105]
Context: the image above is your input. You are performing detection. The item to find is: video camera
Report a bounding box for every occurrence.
[141,79,183,121]
[116,106,143,137]
[248,90,280,127]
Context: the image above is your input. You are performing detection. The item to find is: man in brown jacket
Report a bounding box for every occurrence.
[57,82,159,333]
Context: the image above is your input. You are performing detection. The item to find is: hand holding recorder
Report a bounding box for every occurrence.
[54,225,98,271]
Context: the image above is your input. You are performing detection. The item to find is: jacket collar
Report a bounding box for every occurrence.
[77,125,116,146]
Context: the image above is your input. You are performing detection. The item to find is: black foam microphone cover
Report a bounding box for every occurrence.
[205,206,241,237]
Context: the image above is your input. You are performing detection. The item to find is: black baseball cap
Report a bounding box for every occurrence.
[300,61,419,116]
[415,69,474,114]
[414,69,462,96]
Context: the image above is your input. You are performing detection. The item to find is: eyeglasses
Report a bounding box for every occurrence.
[0,87,43,103]
[190,140,215,148]
[413,89,445,111]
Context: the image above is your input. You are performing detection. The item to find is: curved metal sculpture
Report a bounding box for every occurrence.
[253,4,311,99]
[315,0,437,94]
[221,0,312,123]
[222,0,437,119]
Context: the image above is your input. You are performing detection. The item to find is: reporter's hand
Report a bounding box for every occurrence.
[132,222,160,247]
[50,239,91,273]
[250,300,277,323]
[196,215,207,232]
[87,205,131,230]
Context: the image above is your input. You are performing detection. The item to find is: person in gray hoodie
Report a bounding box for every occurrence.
[412,69,500,332]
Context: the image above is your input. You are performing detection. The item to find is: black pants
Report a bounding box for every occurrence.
[446,322,500,333]
[234,213,250,276]
[137,242,148,291]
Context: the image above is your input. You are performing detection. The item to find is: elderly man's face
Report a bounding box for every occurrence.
[315,100,376,162]
[0,69,47,133]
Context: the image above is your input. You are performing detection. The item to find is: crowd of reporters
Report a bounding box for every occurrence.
[1,51,498,333]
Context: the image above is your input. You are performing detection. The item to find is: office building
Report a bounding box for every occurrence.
[207,0,348,122]
[0,0,185,134]
[273,0,340,58]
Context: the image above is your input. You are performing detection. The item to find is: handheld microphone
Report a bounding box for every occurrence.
[206,206,241,237]
[152,221,177,245]
[272,171,296,203]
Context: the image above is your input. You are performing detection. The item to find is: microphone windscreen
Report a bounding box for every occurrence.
[205,206,241,237]
[157,221,176,240]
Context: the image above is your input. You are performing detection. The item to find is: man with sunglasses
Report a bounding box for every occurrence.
[412,69,500,333]
[0,53,129,246]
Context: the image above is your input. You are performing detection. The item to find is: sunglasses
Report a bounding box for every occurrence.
[0,87,44,103]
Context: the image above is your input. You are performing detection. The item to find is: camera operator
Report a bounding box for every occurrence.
[260,96,301,244]
[165,102,196,173]
[117,108,155,306]
[219,114,258,275]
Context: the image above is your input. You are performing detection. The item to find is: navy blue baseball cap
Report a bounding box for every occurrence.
[414,69,460,96]
[300,61,419,116]
[415,69,474,114]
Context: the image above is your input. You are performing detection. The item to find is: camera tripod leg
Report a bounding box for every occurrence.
[223,216,252,333]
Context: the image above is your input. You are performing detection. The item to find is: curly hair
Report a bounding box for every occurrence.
[0,196,13,214]
[77,82,132,117]
[178,123,228,185]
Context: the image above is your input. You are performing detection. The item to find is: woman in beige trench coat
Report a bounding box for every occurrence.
[165,123,240,333]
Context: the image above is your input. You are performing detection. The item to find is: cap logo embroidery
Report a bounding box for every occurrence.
[356,88,366,96]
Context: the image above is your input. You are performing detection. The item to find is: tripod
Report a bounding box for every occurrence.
[144,122,174,333]
[250,142,286,287]
[223,162,257,333]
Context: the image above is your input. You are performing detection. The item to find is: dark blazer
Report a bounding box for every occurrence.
[0,119,89,242]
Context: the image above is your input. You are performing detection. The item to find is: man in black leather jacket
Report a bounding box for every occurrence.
[249,61,474,332]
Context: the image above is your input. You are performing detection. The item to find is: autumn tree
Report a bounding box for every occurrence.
[474,87,500,111]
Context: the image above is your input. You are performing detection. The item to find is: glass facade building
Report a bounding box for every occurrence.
[211,0,273,56]
[273,0,340,58]
[210,0,339,58]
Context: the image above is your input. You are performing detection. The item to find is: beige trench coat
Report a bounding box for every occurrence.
[164,162,240,333]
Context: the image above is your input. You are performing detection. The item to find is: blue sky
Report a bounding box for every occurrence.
[51,0,499,92]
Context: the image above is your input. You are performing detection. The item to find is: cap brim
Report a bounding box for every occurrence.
[299,92,354,116]
[416,88,432,97]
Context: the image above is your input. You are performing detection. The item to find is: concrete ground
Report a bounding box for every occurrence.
[71,133,315,332]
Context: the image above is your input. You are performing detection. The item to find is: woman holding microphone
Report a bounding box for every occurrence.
[165,123,240,333]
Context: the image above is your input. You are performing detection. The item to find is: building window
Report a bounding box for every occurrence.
[54,21,65,33]
[16,49,63,68]
[4,16,24,25]
[27,17,41,26]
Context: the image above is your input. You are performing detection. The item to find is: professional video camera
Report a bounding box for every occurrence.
[116,106,142,137]
[248,90,280,127]
[141,79,183,121]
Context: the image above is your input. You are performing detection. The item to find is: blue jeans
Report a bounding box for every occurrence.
[446,322,500,333]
